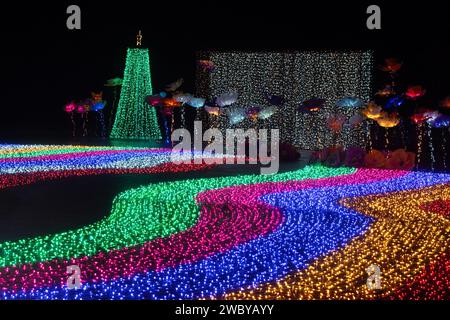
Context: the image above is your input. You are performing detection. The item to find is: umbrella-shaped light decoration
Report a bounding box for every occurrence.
[162,97,182,139]
[258,106,276,120]
[336,97,364,108]
[227,107,246,125]
[216,91,238,107]
[187,97,206,108]
[361,102,383,119]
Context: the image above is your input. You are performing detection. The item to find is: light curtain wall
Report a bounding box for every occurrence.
[196,51,373,150]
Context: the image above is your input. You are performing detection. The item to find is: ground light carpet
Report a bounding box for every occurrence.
[0,144,448,300]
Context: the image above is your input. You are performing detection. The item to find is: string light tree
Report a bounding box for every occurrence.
[110,31,162,140]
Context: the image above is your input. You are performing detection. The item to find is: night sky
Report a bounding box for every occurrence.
[1,1,449,140]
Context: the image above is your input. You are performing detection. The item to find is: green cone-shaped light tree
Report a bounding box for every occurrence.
[110,34,161,140]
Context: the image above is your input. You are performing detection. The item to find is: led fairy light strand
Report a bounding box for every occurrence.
[0,144,445,297]
[331,51,372,149]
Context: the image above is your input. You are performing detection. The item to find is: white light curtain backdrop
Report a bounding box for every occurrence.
[196,51,373,150]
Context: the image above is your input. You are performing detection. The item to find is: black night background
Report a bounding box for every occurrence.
[0,1,449,140]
